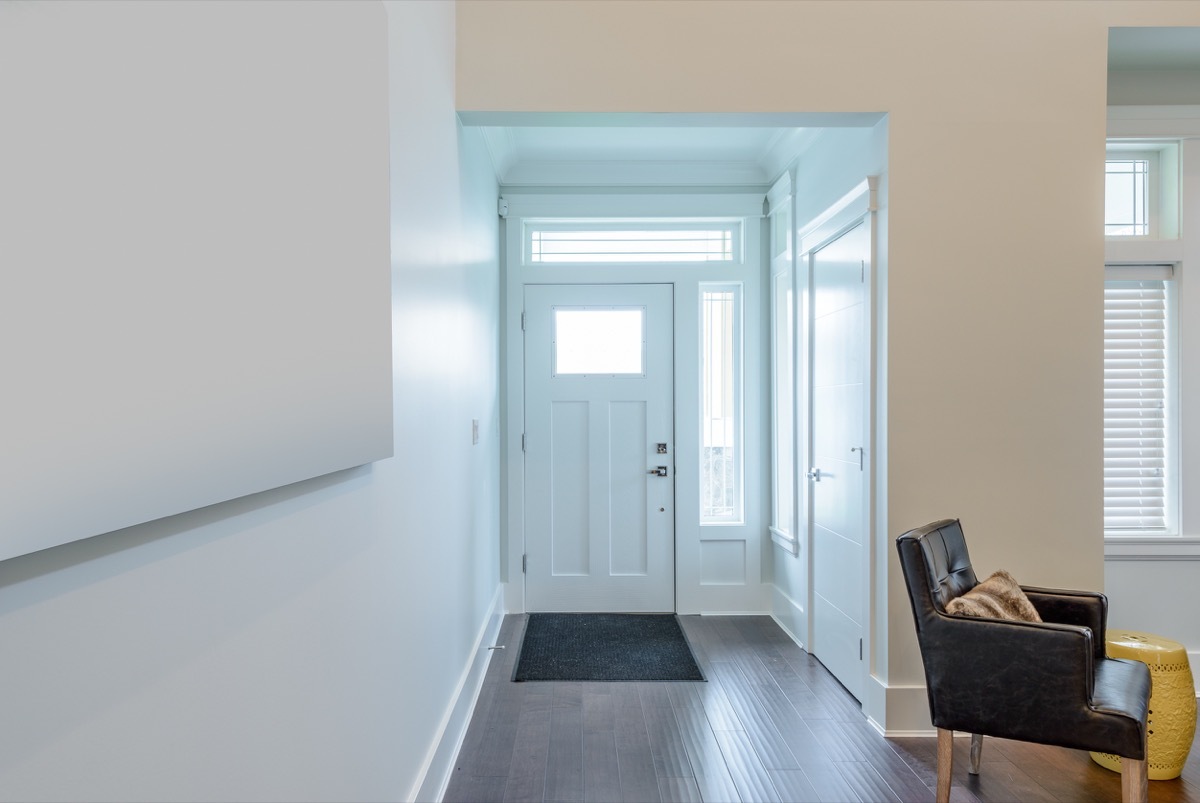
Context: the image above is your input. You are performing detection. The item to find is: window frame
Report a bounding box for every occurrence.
[1102,124,1200,559]
[523,218,744,266]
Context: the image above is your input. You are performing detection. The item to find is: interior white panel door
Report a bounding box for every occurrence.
[524,284,675,612]
[808,221,869,701]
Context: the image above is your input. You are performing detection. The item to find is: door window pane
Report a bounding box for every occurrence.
[554,308,644,375]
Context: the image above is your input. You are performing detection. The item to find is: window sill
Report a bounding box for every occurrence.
[1104,536,1200,561]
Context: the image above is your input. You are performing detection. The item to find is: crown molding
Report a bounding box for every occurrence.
[500,159,770,188]
[477,126,517,182]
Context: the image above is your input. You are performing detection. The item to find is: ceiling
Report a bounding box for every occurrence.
[463,112,884,189]
[1109,27,1200,71]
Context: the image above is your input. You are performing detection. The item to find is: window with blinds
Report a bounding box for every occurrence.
[1103,269,1174,532]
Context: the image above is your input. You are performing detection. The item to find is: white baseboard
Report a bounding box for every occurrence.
[410,585,505,803]
[769,585,806,649]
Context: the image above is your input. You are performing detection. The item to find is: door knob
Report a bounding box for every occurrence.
[648,466,669,477]
[806,467,822,482]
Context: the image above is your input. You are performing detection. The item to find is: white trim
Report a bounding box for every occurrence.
[1108,105,1200,137]
[1105,238,1185,265]
[760,130,820,189]
[770,588,807,650]
[770,525,798,555]
[478,127,517,182]
[410,585,505,803]
[503,159,770,188]
[501,193,765,221]
[797,179,872,257]
[1105,537,1200,560]
[458,110,885,128]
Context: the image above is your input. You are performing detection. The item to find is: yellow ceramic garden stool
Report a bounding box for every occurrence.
[1090,630,1197,780]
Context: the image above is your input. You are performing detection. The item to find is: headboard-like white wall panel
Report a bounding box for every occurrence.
[0,1,392,561]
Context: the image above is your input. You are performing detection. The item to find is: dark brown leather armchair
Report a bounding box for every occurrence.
[896,519,1151,803]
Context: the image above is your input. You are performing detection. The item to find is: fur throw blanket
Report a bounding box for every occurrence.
[945,570,1042,622]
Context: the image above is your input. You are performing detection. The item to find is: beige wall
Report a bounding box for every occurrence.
[457,0,1200,729]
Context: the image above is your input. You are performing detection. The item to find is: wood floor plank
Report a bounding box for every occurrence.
[545,703,584,803]
[796,760,862,802]
[582,730,622,803]
[807,718,867,763]
[641,691,694,779]
[657,776,705,803]
[668,682,743,802]
[614,697,662,803]
[833,719,934,801]
[473,682,528,776]
[502,702,551,803]
[768,768,822,802]
[582,682,615,733]
[443,774,509,803]
[714,728,784,802]
[835,760,903,802]
[667,681,741,733]
[708,660,802,769]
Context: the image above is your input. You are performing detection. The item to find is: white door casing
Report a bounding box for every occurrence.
[808,219,870,701]
[523,283,675,612]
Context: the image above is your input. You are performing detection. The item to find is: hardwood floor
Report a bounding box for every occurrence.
[443,614,1200,803]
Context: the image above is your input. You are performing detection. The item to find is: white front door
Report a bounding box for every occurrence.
[523,284,675,612]
[808,220,869,701]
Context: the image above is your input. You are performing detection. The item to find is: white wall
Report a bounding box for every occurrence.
[0,2,502,800]
[771,121,888,688]
[457,0,1200,732]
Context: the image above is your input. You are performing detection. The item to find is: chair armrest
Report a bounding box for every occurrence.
[922,613,1096,740]
[1022,586,1107,659]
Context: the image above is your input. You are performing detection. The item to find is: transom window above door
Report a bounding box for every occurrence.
[525,220,742,265]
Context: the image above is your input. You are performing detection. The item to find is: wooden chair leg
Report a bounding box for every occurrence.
[936,728,953,803]
[1121,755,1147,803]
[969,733,983,775]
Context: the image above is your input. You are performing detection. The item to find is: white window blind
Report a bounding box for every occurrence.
[1104,271,1173,531]
[526,221,740,264]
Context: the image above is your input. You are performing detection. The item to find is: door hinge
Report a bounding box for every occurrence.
[521,433,526,452]
[859,638,863,660]
[520,312,526,331]
[522,554,527,573]
[498,197,509,218]
[861,260,865,282]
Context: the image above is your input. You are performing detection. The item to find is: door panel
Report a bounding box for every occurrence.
[809,220,869,700]
[524,284,674,612]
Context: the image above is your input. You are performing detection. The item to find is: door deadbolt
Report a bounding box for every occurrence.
[648,466,669,477]
[806,467,822,482]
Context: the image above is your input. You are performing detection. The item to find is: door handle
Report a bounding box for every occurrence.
[806,467,821,482]
[648,466,669,477]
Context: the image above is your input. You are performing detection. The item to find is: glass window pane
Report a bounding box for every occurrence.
[772,271,794,534]
[1105,159,1149,236]
[554,308,644,375]
[701,285,742,523]
[527,221,740,264]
